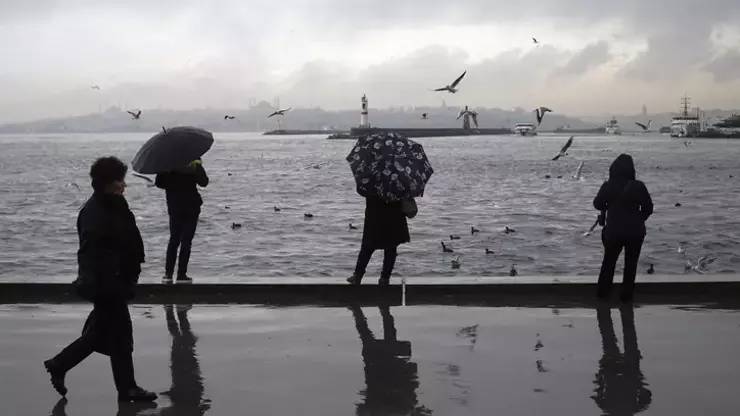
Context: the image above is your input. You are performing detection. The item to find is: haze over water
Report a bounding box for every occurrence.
[1,132,739,283]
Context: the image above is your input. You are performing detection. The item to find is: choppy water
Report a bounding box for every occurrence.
[1,132,739,282]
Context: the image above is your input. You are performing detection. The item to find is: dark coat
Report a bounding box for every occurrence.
[361,197,410,250]
[155,164,209,213]
[74,192,145,302]
[593,154,653,240]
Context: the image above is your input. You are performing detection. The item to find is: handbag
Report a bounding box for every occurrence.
[401,198,418,219]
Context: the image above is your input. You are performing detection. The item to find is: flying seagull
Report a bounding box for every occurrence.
[572,161,584,179]
[686,255,717,274]
[532,37,539,44]
[535,107,552,126]
[127,110,142,120]
[635,120,652,131]
[421,113,429,120]
[267,107,291,118]
[552,136,574,161]
[91,85,101,90]
[433,70,467,94]
[224,115,236,120]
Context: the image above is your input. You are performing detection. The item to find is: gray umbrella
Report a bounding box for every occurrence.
[132,126,214,174]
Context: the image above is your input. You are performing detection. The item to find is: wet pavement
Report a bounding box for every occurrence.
[2,302,740,415]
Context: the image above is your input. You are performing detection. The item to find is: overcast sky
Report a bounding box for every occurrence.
[1,0,739,122]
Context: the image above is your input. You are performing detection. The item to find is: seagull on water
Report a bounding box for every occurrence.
[647,264,655,274]
[450,234,461,240]
[274,206,281,212]
[267,107,292,118]
[441,241,454,253]
[485,248,494,254]
[451,256,461,269]
[535,107,552,126]
[127,110,142,120]
[471,226,480,235]
[510,264,518,276]
[433,70,467,94]
[505,226,516,234]
[552,136,574,161]
[635,120,652,131]
[349,223,358,230]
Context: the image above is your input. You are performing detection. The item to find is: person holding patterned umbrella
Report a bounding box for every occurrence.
[346,132,434,286]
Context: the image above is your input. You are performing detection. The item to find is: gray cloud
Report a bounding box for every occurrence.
[705,50,740,82]
[553,41,611,76]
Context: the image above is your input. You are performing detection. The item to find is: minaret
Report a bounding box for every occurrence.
[360,94,369,128]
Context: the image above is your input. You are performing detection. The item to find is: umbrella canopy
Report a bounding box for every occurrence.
[346,132,434,201]
[131,126,214,174]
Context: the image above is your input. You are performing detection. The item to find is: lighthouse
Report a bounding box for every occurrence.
[360,94,369,128]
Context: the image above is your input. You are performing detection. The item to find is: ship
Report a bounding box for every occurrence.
[605,117,622,135]
[670,96,701,138]
[326,95,512,139]
[513,122,537,136]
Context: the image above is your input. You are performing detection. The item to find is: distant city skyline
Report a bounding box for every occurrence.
[1,0,739,123]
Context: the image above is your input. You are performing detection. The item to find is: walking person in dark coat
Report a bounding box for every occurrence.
[594,154,653,301]
[43,156,157,402]
[155,159,209,283]
[347,196,410,285]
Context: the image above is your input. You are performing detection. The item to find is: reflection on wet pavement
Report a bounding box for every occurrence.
[0,302,738,415]
[593,304,652,416]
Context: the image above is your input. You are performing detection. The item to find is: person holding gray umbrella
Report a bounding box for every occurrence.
[132,127,213,283]
[346,132,434,285]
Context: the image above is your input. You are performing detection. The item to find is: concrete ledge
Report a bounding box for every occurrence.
[2,282,740,307]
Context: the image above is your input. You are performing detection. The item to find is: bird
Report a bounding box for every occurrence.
[267,107,292,118]
[421,113,429,120]
[552,136,574,161]
[451,256,461,269]
[349,223,358,230]
[536,360,549,373]
[161,126,167,133]
[471,226,480,235]
[433,70,467,94]
[532,37,539,45]
[572,161,584,180]
[677,244,686,256]
[231,222,242,230]
[510,264,518,276]
[635,120,652,131]
[485,248,494,255]
[90,85,101,90]
[224,206,231,210]
[131,172,154,187]
[304,162,329,170]
[534,107,552,125]
[441,241,454,253]
[304,213,314,218]
[224,115,236,120]
[505,226,516,234]
[274,206,281,212]
[647,264,655,274]
[675,202,682,207]
[450,235,461,240]
[127,110,142,120]
[686,255,717,274]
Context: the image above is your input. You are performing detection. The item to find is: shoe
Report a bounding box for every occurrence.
[162,274,173,284]
[176,275,193,283]
[346,274,362,285]
[118,386,157,402]
[44,359,67,397]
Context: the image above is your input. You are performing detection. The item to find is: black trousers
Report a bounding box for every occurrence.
[50,301,136,393]
[354,244,398,282]
[598,234,644,298]
[166,209,200,278]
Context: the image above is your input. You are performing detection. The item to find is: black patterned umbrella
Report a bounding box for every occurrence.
[131,126,213,174]
[346,132,434,201]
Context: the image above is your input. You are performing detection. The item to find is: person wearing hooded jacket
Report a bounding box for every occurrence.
[593,154,653,301]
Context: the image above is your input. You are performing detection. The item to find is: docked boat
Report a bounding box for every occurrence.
[605,117,621,135]
[670,96,701,138]
[513,122,537,136]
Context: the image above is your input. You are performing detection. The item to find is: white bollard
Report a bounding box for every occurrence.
[401,276,406,306]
